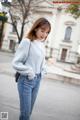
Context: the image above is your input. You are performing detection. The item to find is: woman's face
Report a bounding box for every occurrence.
[35,27,50,40]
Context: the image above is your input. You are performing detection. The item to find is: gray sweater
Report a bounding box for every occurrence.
[12,38,46,79]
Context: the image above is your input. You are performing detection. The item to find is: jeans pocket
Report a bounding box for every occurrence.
[25,75,33,81]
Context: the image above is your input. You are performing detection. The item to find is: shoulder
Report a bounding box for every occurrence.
[18,38,31,48]
[21,38,30,44]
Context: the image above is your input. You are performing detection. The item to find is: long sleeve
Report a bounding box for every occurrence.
[41,57,47,78]
[12,39,34,75]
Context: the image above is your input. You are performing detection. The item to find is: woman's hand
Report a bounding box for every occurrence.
[28,70,35,80]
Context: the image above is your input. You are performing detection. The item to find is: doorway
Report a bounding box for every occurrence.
[61,48,67,61]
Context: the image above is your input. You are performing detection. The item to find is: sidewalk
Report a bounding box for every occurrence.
[1,69,80,120]
[47,62,80,78]
[46,61,80,85]
[0,50,80,85]
[1,51,80,120]
[0,60,80,86]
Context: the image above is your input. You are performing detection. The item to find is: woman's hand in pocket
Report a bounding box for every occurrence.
[28,70,35,80]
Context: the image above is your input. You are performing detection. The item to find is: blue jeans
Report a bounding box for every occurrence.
[17,73,41,120]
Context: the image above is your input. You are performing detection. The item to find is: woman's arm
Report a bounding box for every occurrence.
[12,39,34,76]
[41,57,47,78]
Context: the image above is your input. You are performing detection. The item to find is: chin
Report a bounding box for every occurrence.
[41,39,45,42]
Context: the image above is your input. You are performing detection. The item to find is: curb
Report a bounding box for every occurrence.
[1,70,80,86]
[46,73,80,86]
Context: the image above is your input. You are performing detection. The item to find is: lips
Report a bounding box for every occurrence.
[41,36,44,39]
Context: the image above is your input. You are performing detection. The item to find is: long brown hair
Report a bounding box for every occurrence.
[26,18,51,41]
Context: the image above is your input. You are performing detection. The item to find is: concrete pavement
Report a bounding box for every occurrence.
[46,62,80,85]
[0,50,80,86]
[0,50,80,84]
[0,51,80,120]
[0,61,80,86]
[0,73,80,120]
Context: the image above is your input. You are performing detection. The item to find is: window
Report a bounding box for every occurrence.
[64,26,72,41]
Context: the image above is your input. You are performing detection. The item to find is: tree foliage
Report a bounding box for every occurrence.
[66,4,80,19]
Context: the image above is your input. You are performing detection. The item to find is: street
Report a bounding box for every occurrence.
[0,51,13,63]
[0,51,80,120]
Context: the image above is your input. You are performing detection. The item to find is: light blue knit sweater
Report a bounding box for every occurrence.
[12,38,46,79]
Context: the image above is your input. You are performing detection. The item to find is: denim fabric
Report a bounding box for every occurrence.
[17,73,41,120]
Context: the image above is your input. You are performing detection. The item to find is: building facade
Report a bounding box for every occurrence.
[1,1,80,64]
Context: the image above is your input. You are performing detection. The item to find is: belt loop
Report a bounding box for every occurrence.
[35,73,41,79]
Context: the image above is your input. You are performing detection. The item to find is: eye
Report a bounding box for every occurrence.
[41,30,44,32]
[46,32,49,34]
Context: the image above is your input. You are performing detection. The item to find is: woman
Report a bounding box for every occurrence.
[12,17,51,120]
